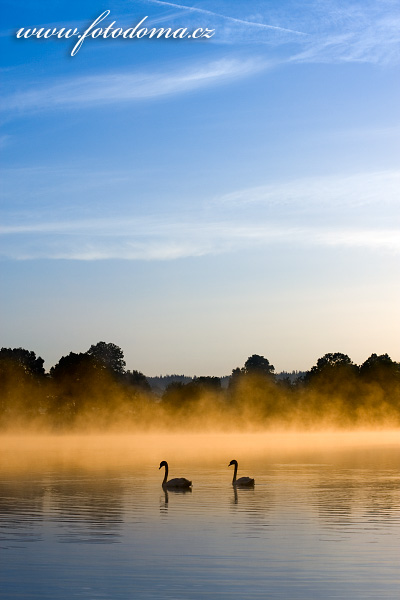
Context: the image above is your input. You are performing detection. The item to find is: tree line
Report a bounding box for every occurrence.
[0,342,399,430]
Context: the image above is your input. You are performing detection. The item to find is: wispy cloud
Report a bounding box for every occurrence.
[320,229,400,251]
[1,57,267,114]
[217,170,400,210]
[2,2,398,121]
[142,0,400,65]
[1,215,399,260]
[289,0,400,65]
[1,167,399,260]
[143,0,307,35]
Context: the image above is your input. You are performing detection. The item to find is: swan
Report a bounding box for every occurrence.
[228,459,255,487]
[159,461,192,489]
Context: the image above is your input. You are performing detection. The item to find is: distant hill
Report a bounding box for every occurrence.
[276,371,306,383]
[146,374,193,396]
[147,371,305,394]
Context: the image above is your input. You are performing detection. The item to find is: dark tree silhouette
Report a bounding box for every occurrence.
[304,352,357,382]
[1,340,399,429]
[359,353,400,384]
[230,355,275,385]
[50,352,98,382]
[0,347,45,377]
[243,354,275,377]
[87,342,126,376]
[300,352,361,423]
[191,376,221,391]
[0,347,46,421]
[49,352,103,419]
[162,381,188,407]
[358,354,400,417]
[162,377,221,406]
[125,369,151,392]
[228,367,243,388]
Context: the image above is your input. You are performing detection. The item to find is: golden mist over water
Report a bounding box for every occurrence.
[1,429,399,474]
[1,348,399,434]
[1,352,400,474]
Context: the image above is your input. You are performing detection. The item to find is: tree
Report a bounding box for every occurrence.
[359,353,400,384]
[300,352,361,423]
[0,347,45,377]
[0,347,46,421]
[304,352,356,382]
[162,381,187,407]
[125,370,151,392]
[191,376,221,391]
[227,355,279,420]
[49,352,102,418]
[243,354,275,377]
[50,352,98,383]
[86,342,126,376]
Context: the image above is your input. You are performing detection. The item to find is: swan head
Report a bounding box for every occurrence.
[228,459,238,467]
[159,460,168,470]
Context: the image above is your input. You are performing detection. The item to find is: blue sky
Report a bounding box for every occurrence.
[1,0,399,376]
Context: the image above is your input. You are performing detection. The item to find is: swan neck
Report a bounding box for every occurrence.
[163,463,168,484]
[232,462,238,483]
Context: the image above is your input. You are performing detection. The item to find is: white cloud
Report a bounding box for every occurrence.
[1,167,399,260]
[143,0,307,35]
[2,2,398,121]
[320,229,400,251]
[289,1,400,65]
[1,215,399,260]
[142,0,400,66]
[1,57,267,114]
[217,170,400,210]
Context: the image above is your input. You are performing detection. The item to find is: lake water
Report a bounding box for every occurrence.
[1,431,399,599]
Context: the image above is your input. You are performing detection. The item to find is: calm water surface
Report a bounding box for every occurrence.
[0,432,399,599]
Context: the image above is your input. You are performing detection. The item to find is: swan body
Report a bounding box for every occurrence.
[159,461,192,489]
[228,459,255,487]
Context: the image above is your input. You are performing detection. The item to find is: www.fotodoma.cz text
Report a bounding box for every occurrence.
[16,10,215,56]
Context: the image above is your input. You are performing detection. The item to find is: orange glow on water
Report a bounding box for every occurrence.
[1,429,399,473]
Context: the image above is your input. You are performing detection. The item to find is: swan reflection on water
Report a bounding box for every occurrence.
[160,486,192,512]
[231,482,257,505]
